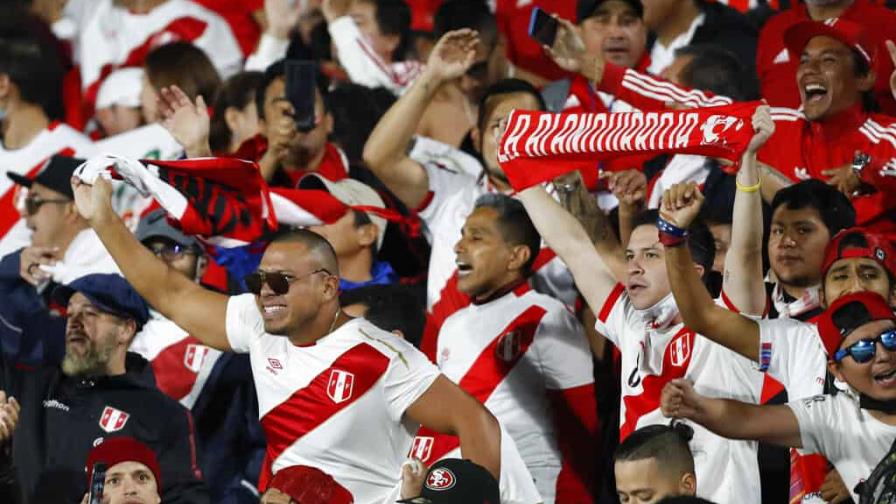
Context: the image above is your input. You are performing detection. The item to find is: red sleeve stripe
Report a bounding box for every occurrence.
[597,284,625,323]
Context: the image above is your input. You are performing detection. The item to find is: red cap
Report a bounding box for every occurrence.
[268,465,353,504]
[822,228,896,278]
[784,19,875,66]
[85,437,162,489]
[818,291,894,357]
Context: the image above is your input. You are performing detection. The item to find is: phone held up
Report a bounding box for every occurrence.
[284,60,318,133]
[528,7,559,47]
[88,462,107,504]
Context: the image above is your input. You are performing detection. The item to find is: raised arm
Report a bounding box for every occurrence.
[405,375,501,480]
[721,105,775,316]
[71,177,231,351]
[660,182,761,361]
[362,30,478,209]
[662,379,802,448]
[517,185,618,315]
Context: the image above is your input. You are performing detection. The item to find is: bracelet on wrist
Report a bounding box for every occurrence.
[735,179,761,193]
[657,216,688,238]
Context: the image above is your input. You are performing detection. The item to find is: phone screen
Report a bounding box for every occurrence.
[528,7,558,47]
[89,462,107,504]
[284,60,318,133]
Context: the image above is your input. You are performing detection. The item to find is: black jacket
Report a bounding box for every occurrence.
[1,352,210,504]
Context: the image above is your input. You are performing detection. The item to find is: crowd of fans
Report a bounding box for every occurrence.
[3,0,896,503]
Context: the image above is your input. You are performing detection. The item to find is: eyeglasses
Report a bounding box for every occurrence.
[243,269,330,295]
[24,195,69,216]
[834,329,896,363]
[147,243,197,262]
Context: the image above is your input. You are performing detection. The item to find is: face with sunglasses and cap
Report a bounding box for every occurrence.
[136,210,207,283]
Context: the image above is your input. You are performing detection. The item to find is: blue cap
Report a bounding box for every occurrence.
[53,274,150,327]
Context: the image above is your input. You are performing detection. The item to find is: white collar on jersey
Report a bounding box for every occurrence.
[771,283,821,319]
[634,292,680,331]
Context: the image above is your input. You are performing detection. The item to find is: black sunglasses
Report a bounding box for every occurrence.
[834,329,896,364]
[24,195,69,215]
[244,269,330,295]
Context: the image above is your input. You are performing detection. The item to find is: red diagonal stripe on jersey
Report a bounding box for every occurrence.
[150,336,206,401]
[0,148,74,238]
[620,326,695,440]
[258,343,389,489]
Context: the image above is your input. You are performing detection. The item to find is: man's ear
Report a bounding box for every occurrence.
[324,111,334,135]
[858,69,876,93]
[828,360,846,383]
[356,222,379,249]
[119,319,139,347]
[693,263,705,279]
[679,472,697,496]
[224,106,241,133]
[508,244,532,273]
[195,255,209,282]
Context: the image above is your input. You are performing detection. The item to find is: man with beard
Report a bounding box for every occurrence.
[255,60,349,188]
[0,273,208,504]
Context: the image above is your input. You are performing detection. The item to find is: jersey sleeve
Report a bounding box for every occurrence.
[381,336,441,422]
[787,394,838,456]
[756,318,827,398]
[411,150,479,228]
[328,16,423,95]
[592,283,629,348]
[224,294,262,354]
[534,306,594,390]
[596,62,733,111]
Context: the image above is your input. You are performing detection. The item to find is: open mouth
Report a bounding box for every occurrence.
[874,368,896,386]
[456,261,474,277]
[803,83,828,104]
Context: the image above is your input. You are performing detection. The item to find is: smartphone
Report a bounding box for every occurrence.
[284,60,318,133]
[528,7,558,47]
[88,462,107,504]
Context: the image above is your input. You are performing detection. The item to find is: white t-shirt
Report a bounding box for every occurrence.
[437,285,594,503]
[225,294,440,504]
[594,284,764,504]
[789,393,896,501]
[646,14,706,75]
[0,122,95,257]
[757,317,828,401]
[131,311,222,409]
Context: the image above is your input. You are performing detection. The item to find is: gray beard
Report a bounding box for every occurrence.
[62,340,115,377]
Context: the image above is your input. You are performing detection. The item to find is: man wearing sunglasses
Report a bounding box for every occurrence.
[0,155,117,366]
[661,290,896,502]
[72,175,502,503]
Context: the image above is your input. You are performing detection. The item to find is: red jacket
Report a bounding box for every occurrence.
[756,0,896,115]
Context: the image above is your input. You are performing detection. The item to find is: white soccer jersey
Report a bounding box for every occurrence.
[0,122,94,257]
[757,318,828,401]
[595,284,764,504]
[131,311,222,409]
[411,143,578,314]
[77,0,242,105]
[225,294,441,503]
[436,284,594,503]
[789,393,896,502]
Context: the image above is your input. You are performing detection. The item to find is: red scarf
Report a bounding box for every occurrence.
[498,102,759,191]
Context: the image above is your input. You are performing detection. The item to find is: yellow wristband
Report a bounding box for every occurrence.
[736,180,761,193]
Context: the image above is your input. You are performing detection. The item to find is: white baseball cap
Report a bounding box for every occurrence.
[96,68,145,109]
[299,174,388,251]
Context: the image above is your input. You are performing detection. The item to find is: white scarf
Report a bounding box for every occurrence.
[635,292,681,331]
[771,283,822,319]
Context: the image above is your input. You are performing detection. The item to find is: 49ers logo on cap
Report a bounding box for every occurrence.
[410,436,434,461]
[425,468,456,491]
[495,330,521,362]
[327,369,355,404]
[669,332,692,367]
[183,344,208,373]
[99,406,130,433]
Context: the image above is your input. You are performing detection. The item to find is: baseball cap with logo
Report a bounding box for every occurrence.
[817,291,894,358]
[822,228,896,279]
[298,174,388,251]
[397,459,499,504]
[7,155,85,200]
[784,19,875,66]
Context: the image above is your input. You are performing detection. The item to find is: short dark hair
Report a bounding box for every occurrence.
[269,228,340,276]
[256,60,330,121]
[851,49,878,113]
[675,45,751,101]
[209,71,263,152]
[632,209,715,279]
[477,78,547,132]
[434,0,498,50]
[327,83,396,165]
[339,284,425,347]
[770,180,856,236]
[0,37,63,117]
[365,0,413,61]
[615,423,695,474]
[473,193,541,275]
[145,42,221,103]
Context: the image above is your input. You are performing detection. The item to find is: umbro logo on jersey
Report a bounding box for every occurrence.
[669,334,691,367]
[327,369,355,404]
[495,330,522,362]
[267,358,283,374]
[184,344,208,373]
[426,468,456,491]
[99,406,130,433]
[410,436,434,461]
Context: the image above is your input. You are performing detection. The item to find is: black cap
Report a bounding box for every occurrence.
[7,155,84,200]
[53,273,150,328]
[397,459,499,504]
[577,0,644,23]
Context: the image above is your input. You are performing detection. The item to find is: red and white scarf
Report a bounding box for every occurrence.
[498,102,759,191]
